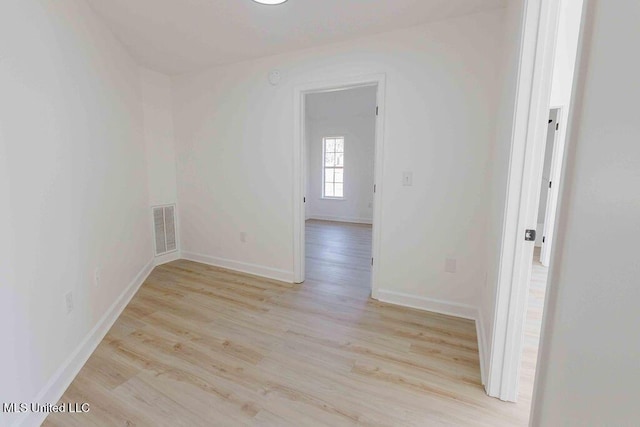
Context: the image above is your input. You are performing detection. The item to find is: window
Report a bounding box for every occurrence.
[322,137,344,198]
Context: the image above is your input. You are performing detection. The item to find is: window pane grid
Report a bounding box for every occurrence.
[323,137,344,198]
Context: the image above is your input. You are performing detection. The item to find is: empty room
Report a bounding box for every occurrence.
[2,1,638,426]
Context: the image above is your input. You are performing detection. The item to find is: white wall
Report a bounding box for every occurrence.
[305,87,376,224]
[0,1,153,425]
[481,0,526,380]
[141,68,178,208]
[173,10,507,308]
[140,68,180,263]
[532,1,640,424]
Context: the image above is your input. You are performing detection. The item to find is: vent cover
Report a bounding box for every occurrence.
[153,205,177,256]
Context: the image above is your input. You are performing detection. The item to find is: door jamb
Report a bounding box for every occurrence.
[293,73,386,297]
[486,0,562,402]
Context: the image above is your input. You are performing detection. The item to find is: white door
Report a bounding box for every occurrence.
[540,108,562,266]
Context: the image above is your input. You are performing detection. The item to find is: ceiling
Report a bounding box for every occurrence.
[85,0,507,75]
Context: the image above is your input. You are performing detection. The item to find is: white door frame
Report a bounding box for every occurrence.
[540,106,566,266]
[293,73,386,292]
[486,0,562,402]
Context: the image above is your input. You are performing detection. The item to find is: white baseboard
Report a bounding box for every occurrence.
[181,251,294,283]
[154,250,181,266]
[373,289,487,385]
[374,289,477,320]
[16,258,155,427]
[307,215,373,225]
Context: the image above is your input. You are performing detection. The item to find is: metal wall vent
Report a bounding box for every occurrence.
[153,205,177,256]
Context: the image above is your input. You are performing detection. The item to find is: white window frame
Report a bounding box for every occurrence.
[321,136,345,199]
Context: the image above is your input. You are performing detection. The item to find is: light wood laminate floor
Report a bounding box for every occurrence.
[45,220,535,426]
[519,248,549,406]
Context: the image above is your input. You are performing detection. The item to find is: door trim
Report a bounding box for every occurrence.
[487,0,562,402]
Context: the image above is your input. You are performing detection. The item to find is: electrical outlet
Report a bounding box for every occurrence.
[65,291,74,314]
[94,268,101,287]
[240,232,247,243]
[445,258,457,273]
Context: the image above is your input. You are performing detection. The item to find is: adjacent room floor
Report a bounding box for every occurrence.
[304,219,373,299]
[519,247,550,405]
[45,221,533,426]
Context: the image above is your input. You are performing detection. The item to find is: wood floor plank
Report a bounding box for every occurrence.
[44,220,535,426]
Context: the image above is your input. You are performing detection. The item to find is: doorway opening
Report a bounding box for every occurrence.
[520,106,565,403]
[292,74,386,295]
[303,86,377,295]
[487,0,584,406]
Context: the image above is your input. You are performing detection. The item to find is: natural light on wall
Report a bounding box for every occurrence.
[322,137,345,198]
